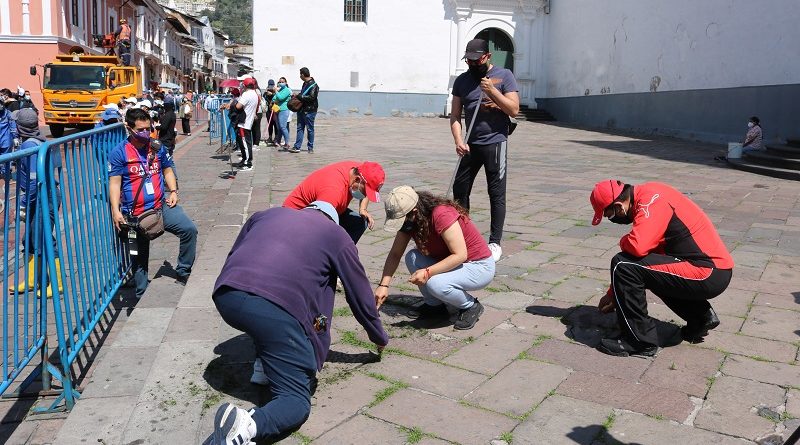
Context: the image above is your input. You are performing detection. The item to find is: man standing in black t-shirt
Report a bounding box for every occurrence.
[450,39,519,262]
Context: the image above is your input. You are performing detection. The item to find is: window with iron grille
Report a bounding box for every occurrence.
[71,0,79,26]
[344,0,366,23]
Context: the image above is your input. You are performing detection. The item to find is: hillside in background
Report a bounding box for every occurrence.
[201,0,253,44]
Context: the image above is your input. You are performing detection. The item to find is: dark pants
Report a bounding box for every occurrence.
[238,127,253,167]
[609,252,732,346]
[214,288,317,443]
[118,40,131,65]
[293,111,316,150]
[339,208,368,244]
[128,204,197,296]
[181,117,191,134]
[252,113,263,146]
[267,111,279,142]
[453,141,507,244]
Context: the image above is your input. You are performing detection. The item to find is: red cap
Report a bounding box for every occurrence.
[590,179,624,225]
[243,77,256,88]
[357,162,385,203]
[229,87,240,97]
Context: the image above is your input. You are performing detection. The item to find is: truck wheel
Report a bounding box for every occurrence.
[49,124,64,138]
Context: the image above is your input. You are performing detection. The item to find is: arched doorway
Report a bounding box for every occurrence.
[475,28,514,72]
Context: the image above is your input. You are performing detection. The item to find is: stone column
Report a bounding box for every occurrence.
[454,8,471,75]
[21,0,30,35]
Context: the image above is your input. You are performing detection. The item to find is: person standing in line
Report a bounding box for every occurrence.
[264,80,278,146]
[234,78,259,171]
[250,79,265,148]
[290,67,319,154]
[450,38,519,262]
[273,77,292,151]
[180,98,192,136]
[158,101,177,156]
[0,99,18,176]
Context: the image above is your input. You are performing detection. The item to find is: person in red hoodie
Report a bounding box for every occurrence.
[590,180,734,357]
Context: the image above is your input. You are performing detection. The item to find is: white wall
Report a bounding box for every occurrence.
[253,0,453,93]
[543,0,800,98]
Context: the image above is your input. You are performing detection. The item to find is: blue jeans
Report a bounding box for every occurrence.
[405,249,495,310]
[277,110,290,146]
[214,288,317,442]
[293,111,316,150]
[130,204,197,296]
[339,208,367,244]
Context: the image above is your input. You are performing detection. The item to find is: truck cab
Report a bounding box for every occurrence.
[31,54,142,137]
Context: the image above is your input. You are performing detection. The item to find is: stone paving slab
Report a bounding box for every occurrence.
[529,338,651,381]
[604,411,755,445]
[314,414,408,444]
[722,354,800,387]
[695,330,797,363]
[694,375,786,441]
[639,344,724,398]
[740,305,800,343]
[110,307,175,348]
[557,370,695,422]
[79,346,159,398]
[368,389,518,444]
[444,324,537,375]
[363,352,488,400]
[53,395,138,444]
[513,395,613,445]
[465,359,571,417]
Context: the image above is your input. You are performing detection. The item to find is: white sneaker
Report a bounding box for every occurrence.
[250,359,269,386]
[488,243,502,262]
[213,402,256,445]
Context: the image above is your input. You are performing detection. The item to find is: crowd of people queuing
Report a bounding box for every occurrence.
[0,39,741,445]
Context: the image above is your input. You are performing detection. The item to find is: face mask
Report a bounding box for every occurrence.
[351,187,366,201]
[0,104,4,113]
[278,83,286,88]
[468,62,489,79]
[747,122,754,128]
[129,128,150,144]
[609,205,633,225]
[24,95,30,100]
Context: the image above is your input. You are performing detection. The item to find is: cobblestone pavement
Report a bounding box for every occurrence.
[7,117,800,444]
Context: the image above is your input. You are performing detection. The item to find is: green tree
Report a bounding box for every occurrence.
[201,0,253,44]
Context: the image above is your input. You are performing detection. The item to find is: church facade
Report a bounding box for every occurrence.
[253,0,799,143]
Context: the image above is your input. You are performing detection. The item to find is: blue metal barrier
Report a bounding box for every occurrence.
[1,143,52,398]
[36,123,130,412]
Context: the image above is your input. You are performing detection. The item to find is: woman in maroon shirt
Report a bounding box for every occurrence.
[375,186,495,330]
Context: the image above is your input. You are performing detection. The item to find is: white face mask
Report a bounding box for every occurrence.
[24,95,30,100]
[747,122,754,128]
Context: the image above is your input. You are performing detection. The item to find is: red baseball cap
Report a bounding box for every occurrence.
[357,162,385,203]
[590,179,624,225]
[242,77,256,88]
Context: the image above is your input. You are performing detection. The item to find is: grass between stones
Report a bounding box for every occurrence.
[291,431,313,445]
[364,372,409,407]
[401,426,426,444]
[333,306,353,317]
[499,431,514,443]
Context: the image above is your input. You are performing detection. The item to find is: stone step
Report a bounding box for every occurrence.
[727,157,800,181]
[517,106,556,122]
[765,144,800,158]
[743,151,800,170]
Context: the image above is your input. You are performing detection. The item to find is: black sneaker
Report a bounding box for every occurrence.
[681,307,720,343]
[175,274,189,286]
[454,300,484,330]
[408,303,449,320]
[597,336,658,357]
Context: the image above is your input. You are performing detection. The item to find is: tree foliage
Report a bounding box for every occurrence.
[201,0,253,44]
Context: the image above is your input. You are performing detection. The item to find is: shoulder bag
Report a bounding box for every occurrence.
[287,82,317,112]
[124,148,165,240]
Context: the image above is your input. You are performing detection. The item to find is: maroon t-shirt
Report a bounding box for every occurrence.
[406,205,491,261]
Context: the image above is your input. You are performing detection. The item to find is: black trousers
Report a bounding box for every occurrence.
[267,110,279,141]
[452,141,507,244]
[181,117,191,134]
[610,252,732,345]
[238,127,253,167]
[252,113,263,146]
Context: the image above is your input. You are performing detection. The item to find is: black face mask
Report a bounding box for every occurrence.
[609,206,633,225]
[468,62,489,79]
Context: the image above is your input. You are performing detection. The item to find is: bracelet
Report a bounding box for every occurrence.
[424,268,431,279]
[167,189,178,193]
[378,284,389,288]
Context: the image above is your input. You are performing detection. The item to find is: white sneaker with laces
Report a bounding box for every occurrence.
[250,359,269,386]
[213,402,256,445]
[488,243,502,262]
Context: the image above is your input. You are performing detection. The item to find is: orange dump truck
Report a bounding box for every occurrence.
[31,54,141,137]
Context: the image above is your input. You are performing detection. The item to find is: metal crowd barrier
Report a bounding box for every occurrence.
[35,124,130,412]
[1,143,53,398]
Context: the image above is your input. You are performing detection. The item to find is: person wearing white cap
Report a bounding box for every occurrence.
[208,200,388,445]
[375,186,495,330]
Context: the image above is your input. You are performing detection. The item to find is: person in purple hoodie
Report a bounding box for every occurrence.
[209,200,389,445]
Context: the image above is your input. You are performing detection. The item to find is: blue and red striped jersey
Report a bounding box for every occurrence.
[108,139,174,216]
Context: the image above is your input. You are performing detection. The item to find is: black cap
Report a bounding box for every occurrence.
[463,39,489,60]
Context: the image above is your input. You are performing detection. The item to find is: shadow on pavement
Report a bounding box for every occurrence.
[566,139,727,168]
[204,334,269,410]
[526,304,683,348]
[567,424,645,445]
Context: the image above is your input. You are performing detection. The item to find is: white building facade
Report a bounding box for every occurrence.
[253,0,800,143]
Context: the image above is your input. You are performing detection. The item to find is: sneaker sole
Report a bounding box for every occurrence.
[453,303,484,330]
[596,344,659,357]
[214,402,236,444]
